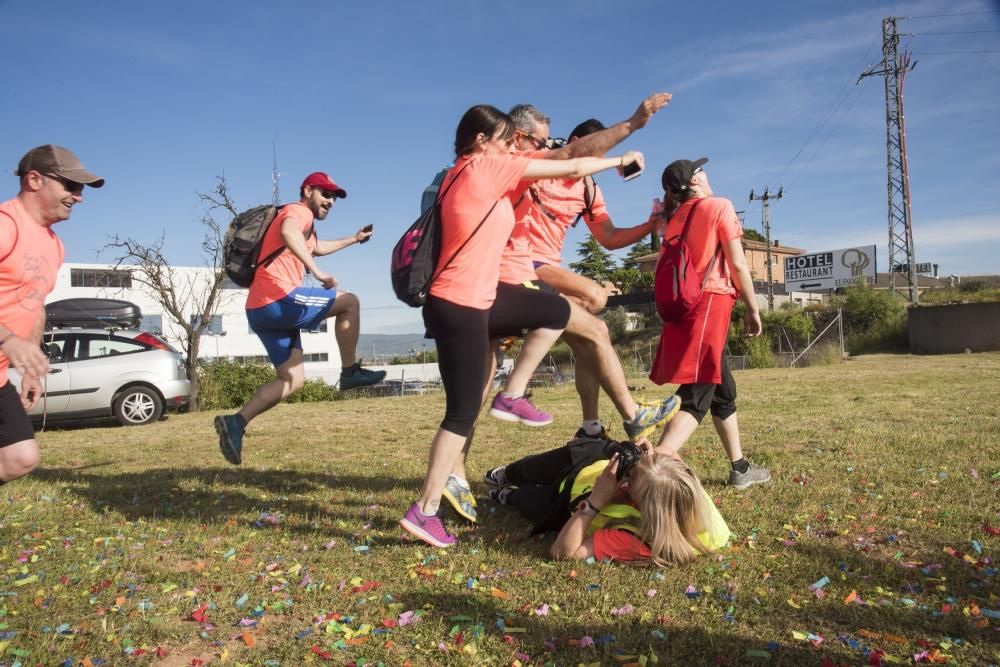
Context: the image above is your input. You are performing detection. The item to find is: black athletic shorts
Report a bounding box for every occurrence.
[0,381,35,448]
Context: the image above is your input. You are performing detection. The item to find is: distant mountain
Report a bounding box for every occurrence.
[358,333,436,360]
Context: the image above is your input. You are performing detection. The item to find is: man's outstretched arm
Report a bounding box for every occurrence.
[547,92,672,160]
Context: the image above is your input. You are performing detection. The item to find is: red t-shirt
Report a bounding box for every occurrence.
[592,528,653,562]
[0,197,65,386]
[658,197,742,296]
[246,203,317,309]
[431,153,532,308]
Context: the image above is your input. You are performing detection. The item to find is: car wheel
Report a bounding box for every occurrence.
[113,386,164,426]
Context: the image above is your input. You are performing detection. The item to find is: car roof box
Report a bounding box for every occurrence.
[45,298,143,330]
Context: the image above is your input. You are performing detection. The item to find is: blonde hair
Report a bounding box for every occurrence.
[628,454,712,567]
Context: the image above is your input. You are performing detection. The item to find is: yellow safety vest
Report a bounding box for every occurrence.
[565,460,731,551]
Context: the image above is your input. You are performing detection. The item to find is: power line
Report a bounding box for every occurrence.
[909,10,1000,18]
[786,81,870,191]
[912,30,1000,34]
[916,49,1000,54]
[759,38,880,203]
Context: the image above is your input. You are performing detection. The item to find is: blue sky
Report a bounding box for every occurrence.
[2,1,997,334]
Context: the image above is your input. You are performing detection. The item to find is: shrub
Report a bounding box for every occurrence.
[831,284,906,337]
[829,284,908,354]
[602,306,631,340]
[845,319,909,355]
[198,359,275,410]
[959,280,986,293]
[198,359,339,410]
[766,304,815,344]
[285,377,338,403]
[743,333,776,368]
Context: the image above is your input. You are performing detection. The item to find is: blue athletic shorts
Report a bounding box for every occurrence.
[247,287,337,367]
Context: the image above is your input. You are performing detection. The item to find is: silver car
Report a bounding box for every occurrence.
[9,328,191,426]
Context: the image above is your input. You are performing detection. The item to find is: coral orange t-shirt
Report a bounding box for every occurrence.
[0,198,65,386]
[497,150,546,285]
[658,197,742,296]
[430,153,532,309]
[525,177,610,267]
[246,203,317,309]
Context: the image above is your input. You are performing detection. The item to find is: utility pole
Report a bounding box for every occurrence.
[748,187,783,311]
[860,16,919,305]
[271,137,281,207]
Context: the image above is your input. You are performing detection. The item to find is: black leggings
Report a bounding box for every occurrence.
[423,283,570,437]
[676,355,737,422]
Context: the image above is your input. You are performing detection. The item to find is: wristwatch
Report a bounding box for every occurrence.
[576,498,599,517]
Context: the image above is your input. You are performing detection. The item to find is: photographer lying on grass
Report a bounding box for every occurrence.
[485,437,730,566]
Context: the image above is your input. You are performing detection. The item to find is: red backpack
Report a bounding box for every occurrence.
[654,199,721,322]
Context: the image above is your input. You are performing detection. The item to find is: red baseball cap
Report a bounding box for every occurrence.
[301,172,347,198]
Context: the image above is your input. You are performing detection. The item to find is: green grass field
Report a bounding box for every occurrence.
[2,353,998,666]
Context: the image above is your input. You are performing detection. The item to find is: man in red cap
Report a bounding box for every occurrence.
[0,145,104,484]
[214,171,385,465]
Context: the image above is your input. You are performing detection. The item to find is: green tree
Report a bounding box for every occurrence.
[743,228,766,243]
[623,239,655,268]
[569,234,618,283]
[607,267,653,293]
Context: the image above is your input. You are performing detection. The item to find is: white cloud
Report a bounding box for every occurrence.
[914,214,1000,246]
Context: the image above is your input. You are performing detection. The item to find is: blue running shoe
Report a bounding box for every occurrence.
[340,362,387,390]
[215,414,245,465]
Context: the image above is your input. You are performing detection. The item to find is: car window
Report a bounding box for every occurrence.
[45,341,66,363]
[74,335,147,360]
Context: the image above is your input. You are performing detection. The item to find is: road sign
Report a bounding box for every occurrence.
[784,245,877,292]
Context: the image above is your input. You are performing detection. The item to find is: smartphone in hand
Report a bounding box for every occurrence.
[359,224,374,243]
[622,161,643,182]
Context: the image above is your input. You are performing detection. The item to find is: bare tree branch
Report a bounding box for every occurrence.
[100,175,240,412]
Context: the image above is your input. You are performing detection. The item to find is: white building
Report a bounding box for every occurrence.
[48,262,346,383]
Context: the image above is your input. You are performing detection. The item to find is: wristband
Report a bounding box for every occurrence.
[0,332,14,347]
[576,498,599,517]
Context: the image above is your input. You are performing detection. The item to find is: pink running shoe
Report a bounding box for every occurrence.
[489,393,553,427]
[400,503,456,548]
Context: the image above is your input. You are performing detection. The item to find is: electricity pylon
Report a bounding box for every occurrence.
[860,16,919,304]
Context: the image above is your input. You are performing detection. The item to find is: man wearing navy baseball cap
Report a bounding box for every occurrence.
[213,170,385,465]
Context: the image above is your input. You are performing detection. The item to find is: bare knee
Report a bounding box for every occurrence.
[567,308,610,348]
[580,285,608,314]
[0,440,40,481]
[332,291,359,316]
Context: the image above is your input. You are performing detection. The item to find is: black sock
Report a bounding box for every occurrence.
[731,458,750,474]
[341,363,359,377]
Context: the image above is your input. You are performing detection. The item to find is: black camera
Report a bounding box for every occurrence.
[545,137,567,150]
[603,440,644,481]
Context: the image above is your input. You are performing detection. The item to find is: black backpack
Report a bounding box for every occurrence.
[390,163,496,307]
[223,205,314,288]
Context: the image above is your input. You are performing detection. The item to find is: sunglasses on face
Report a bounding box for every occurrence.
[320,190,338,199]
[517,130,547,150]
[46,174,85,195]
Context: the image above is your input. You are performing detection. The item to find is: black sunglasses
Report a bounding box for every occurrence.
[517,130,547,150]
[46,174,85,195]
